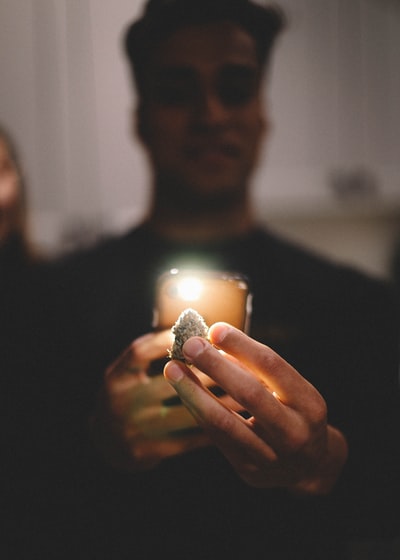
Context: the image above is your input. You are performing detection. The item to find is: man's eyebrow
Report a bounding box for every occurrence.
[220,62,259,76]
[153,61,259,78]
[153,66,196,80]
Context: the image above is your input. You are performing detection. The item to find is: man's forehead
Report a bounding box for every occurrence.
[150,21,259,70]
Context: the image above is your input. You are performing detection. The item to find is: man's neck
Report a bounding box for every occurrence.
[144,196,254,243]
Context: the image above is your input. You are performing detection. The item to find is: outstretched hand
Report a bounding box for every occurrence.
[164,322,348,494]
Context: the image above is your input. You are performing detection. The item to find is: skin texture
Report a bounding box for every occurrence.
[91,22,348,494]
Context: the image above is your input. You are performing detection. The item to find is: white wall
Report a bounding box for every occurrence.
[1,0,399,277]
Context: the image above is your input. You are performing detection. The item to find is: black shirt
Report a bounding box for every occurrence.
[5,225,400,559]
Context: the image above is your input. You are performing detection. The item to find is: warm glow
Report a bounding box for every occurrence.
[177,277,203,301]
[154,268,250,331]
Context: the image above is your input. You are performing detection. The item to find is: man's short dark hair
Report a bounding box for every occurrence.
[123,0,286,97]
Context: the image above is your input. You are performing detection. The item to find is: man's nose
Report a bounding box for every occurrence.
[195,89,229,126]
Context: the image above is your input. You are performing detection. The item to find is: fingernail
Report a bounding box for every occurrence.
[183,337,206,361]
[209,323,229,345]
[164,361,184,382]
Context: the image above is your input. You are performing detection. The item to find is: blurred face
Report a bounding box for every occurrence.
[138,22,267,206]
[0,136,22,243]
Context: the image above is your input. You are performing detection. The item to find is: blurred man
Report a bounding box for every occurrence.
[23,2,400,559]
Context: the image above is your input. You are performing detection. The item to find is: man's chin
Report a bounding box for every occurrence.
[186,172,246,197]
[177,185,244,213]
[157,172,246,208]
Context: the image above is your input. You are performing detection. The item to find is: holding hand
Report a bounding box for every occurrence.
[91,329,213,470]
[164,322,348,495]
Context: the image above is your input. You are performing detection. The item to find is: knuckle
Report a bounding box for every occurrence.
[258,350,282,376]
[308,394,328,427]
[285,429,310,454]
[198,344,223,370]
[241,380,267,410]
[129,339,145,361]
[213,411,237,435]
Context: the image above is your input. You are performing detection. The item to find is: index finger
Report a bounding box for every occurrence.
[208,323,319,410]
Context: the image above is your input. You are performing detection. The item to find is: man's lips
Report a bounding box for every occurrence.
[184,142,241,162]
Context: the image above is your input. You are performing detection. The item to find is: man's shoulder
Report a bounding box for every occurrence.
[51,224,150,270]
[250,226,397,312]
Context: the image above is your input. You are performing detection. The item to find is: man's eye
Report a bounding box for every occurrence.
[218,81,255,106]
[218,67,258,106]
[153,83,195,106]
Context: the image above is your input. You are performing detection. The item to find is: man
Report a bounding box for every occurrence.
[92,1,349,489]
[24,1,399,558]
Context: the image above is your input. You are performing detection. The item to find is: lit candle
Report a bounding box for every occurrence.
[153,268,252,332]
